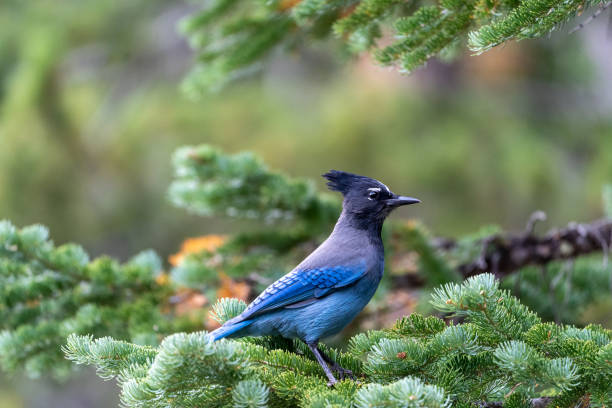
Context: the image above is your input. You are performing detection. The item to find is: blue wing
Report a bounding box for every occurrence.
[232,264,367,322]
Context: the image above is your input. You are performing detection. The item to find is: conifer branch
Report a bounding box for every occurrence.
[168,145,339,226]
[0,220,190,379]
[63,274,612,407]
[179,0,610,92]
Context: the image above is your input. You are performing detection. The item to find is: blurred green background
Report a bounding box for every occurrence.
[1,1,611,407]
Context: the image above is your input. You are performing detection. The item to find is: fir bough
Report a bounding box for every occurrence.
[168,145,339,225]
[179,0,609,91]
[0,220,178,379]
[64,274,612,407]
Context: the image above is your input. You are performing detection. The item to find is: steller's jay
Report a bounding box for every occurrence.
[210,170,420,385]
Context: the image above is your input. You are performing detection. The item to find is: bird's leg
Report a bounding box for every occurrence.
[306,342,338,387]
[317,347,355,381]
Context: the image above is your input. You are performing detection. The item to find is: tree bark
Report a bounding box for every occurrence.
[444,217,612,278]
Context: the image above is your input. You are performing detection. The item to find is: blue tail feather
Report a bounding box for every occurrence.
[210,320,253,341]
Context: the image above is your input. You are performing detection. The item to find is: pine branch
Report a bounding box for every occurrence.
[388,214,612,327]
[0,220,190,379]
[64,274,612,407]
[168,145,339,226]
[178,0,610,92]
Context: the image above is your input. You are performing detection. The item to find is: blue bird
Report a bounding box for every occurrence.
[210,170,420,385]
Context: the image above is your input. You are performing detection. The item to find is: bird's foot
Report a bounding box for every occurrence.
[331,364,355,381]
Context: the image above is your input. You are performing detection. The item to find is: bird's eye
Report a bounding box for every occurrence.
[368,190,379,200]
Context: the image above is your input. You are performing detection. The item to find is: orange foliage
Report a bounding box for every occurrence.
[216,272,250,300]
[155,272,170,286]
[169,235,227,266]
[168,234,252,330]
[206,273,251,329]
[339,3,357,18]
[173,289,209,317]
[278,0,302,11]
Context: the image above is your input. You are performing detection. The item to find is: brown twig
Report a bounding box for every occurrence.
[450,217,612,279]
[390,217,612,290]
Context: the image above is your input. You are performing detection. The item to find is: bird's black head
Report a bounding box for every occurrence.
[323,170,420,223]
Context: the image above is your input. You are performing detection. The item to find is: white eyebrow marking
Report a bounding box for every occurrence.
[367,187,381,200]
[380,183,391,193]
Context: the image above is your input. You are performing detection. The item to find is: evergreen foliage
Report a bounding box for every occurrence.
[502,256,612,324]
[2,144,611,388]
[2,4,612,407]
[180,0,608,91]
[64,274,612,407]
[169,145,338,225]
[166,145,339,298]
[0,220,185,379]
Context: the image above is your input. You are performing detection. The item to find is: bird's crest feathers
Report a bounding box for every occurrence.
[322,170,376,195]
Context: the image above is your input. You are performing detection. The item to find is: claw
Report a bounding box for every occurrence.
[308,343,357,385]
[331,365,355,381]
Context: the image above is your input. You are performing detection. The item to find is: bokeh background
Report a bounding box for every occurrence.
[1,1,611,407]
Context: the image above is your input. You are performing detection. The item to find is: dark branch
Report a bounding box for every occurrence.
[454,217,612,278]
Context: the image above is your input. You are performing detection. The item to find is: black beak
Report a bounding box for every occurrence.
[385,195,421,207]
